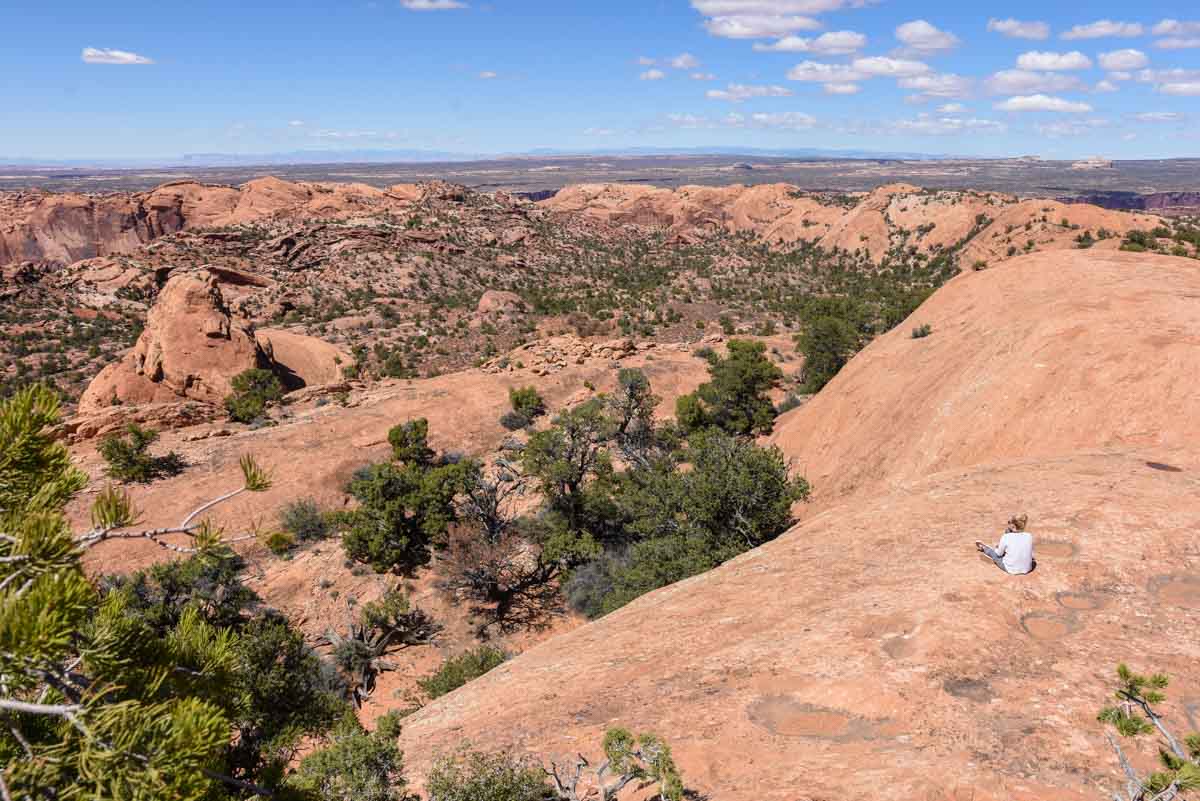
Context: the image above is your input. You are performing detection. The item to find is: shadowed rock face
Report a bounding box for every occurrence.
[394,251,1200,801]
[78,272,273,412]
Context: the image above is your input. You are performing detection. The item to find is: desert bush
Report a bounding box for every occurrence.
[774,393,803,414]
[500,410,532,431]
[98,422,185,483]
[508,386,546,420]
[419,646,508,699]
[261,528,297,555]
[289,712,408,801]
[563,550,627,618]
[426,749,553,801]
[388,418,435,465]
[280,498,332,541]
[911,323,933,339]
[796,315,859,393]
[225,367,283,423]
[675,339,782,436]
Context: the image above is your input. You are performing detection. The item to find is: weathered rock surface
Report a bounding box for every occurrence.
[78,272,273,412]
[393,250,1200,800]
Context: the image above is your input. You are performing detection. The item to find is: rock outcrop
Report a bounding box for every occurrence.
[79,272,274,412]
[393,250,1200,801]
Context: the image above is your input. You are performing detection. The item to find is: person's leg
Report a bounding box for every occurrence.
[980,545,1009,572]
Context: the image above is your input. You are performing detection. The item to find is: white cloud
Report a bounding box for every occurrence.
[313,130,400,139]
[1016,51,1092,71]
[895,20,960,54]
[640,69,666,80]
[851,56,931,78]
[583,127,616,136]
[1061,20,1144,40]
[1133,111,1184,122]
[787,60,866,83]
[478,70,498,79]
[670,53,701,69]
[691,0,847,11]
[703,14,821,38]
[748,111,818,129]
[706,82,793,102]
[637,56,657,66]
[994,94,1093,113]
[1098,49,1149,71]
[690,72,718,81]
[1159,82,1200,95]
[1034,118,1110,137]
[987,18,1049,40]
[824,82,861,95]
[400,0,466,9]
[81,47,154,65]
[984,69,1087,95]
[1156,37,1200,49]
[889,114,1006,135]
[1152,19,1200,36]
[753,30,866,55]
[1095,80,1119,92]
[898,72,973,99]
[1136,67,1200,83]
[288,120,305,127]
[937,102,968,113]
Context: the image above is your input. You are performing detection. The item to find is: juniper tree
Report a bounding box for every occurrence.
[1098,663,1200,801]
[545,728,685,801]
[0,384,283,800]
[675,339,783,436]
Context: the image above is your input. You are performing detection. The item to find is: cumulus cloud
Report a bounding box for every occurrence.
[666,108,818,130]
[703,14,821,38]
[670,53,701,69]
[288,120,306,127]
[640,69,666,81]
[706,82,793,102]
[400,0,467,9]
[1156,37,1200,49]
[937,102,968,113]
[899,73,973,99]
[747,111,818,129]
[1095,80,1119,92]
[851,56,931,78]
[895,20,960,54]
[478,70,498,79]
[81,47,154,65]
[637,56,657,66]
[1061,20,1144,40]
[787,60,867,83]
[1159,81,1200,95]
[984,69,1087,95]
[986,18,1050,40]
[753,30,866,55]
[1098,49,1149,71]
[1034,118,1110,137]
[1016,51,1092,71]
[824,82,861,95]
[1152,19,1200,36]
[889,114,1006,135]
[1133,111,1184,122]
[994,94,1093,113]
[691,72,718,80]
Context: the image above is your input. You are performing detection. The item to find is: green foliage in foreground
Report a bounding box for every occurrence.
[427,749,553,801]
[288,712,409,801]
[676,339,782,437]
[419,646,508,700]
[1098,664,1200,800]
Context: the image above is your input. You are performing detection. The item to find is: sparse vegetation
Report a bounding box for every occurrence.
[224,367,284,423]
[419,646,508,699]
[98,422,185,482]
[279,498,333,542]
[911,323,933,339]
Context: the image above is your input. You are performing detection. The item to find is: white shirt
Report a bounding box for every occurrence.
[995,531,1034,574]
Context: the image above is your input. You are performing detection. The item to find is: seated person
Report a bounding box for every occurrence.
[975,514,1034,575]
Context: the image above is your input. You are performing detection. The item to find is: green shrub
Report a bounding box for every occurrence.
[225,368,283,423]
[911,323,933,339]
[388,418,435,465]
[419,646,508,699]
[279,498,332,541]
[262,529,296,555]
[675,339,783,437]
[499,410,531,431]
[774,393,803,414]
[288,712,407,801]
[425,749,552,801]
[795,316,859,393]
[98,423,185,483]
[507,386,546,420]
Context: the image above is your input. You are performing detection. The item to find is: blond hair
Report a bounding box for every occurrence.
[1006,514,1029,533]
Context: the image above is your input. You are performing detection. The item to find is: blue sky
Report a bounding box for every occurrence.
[2,0,1199,160]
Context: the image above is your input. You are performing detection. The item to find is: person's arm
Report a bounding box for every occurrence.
[993,534,1008,556]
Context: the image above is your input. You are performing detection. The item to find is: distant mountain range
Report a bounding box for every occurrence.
[0,146,955,169]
